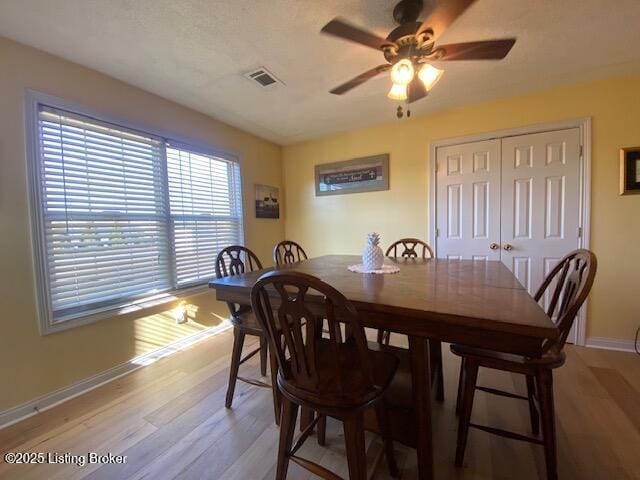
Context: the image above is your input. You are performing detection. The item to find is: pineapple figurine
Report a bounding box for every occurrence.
[362,232,384,271]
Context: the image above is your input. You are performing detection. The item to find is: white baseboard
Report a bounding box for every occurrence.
[585,336,637,353]
[0,322,231,430]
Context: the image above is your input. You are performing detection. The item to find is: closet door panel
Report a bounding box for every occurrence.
[500,128,582,294]
[436,139,501,260]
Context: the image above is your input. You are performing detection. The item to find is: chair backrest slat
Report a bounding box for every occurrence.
[385,238,434,259]
[251,271,374,400]
[545,260,571,319]
[274,240,308,266]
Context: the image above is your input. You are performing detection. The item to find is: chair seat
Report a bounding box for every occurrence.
[450,343,566,371]
[279,337,399,410]
[230,309,264,335]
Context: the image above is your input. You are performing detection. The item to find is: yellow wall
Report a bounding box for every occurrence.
[283,75,640,343]
[0,37,283,411]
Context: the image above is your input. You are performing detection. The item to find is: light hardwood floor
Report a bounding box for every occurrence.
[1,329,639,480]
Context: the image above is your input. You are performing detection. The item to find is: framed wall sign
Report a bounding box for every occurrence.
[255,184,280,218]
[620,147,640,195]
[315,154,389,196]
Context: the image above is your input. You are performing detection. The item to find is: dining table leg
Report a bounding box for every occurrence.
[408,335,434,480]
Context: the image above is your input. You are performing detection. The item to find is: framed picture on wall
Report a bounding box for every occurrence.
[315,154,389,196]
[620,147,640,195]
[255,184,280,219]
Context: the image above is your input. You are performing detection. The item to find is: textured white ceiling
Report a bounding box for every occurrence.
[1,0,640,145]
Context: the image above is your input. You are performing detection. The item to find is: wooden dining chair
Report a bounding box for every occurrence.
[273,240,308,266]
[452,249,597,480]
[385,238,434,260]
[377,238,444,402]
[215,245,280,424]
[274,239,342,433]
[251,270,400,480]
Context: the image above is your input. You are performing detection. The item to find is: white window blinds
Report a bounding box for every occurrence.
[34,104,244,325]
[167,145,243,286]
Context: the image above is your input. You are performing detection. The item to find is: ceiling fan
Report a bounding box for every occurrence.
[321,0,516,116]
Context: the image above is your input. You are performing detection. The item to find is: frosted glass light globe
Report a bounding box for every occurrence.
[390,59,414,85]
[418,64,443,90]
[387,83,408,101]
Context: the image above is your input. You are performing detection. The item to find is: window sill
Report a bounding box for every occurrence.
[41,284,211,336]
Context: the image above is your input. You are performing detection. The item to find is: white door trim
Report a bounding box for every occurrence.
[428,117,592,346]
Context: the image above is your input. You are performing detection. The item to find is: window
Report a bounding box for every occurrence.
[167,144,243,286]
[29,97,243,332]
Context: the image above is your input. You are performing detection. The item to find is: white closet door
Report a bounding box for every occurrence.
[500,128,582,300]
[436,139,501,260]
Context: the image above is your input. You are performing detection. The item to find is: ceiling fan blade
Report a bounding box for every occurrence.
[321,18,391,51]
[436,39,516,60]
[408,77,428,103]
[417,0,478,43]
[330,64,391,95]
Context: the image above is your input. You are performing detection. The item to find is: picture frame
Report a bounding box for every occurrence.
[255,184,280,219]
[315,154,389,196]
[620,147,640,195]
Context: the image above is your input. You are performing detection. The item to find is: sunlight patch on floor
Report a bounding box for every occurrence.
[131,319,232,366]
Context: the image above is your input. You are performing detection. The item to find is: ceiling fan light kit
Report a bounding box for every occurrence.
[320,0,516,118]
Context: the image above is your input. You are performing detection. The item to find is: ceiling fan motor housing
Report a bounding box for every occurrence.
[384,25,436,64]
[393,0,424,24]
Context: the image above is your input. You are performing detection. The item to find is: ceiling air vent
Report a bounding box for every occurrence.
[244,67,283,88]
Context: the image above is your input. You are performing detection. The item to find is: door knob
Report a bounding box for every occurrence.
[489,243,499,250]
[503,243,514,251]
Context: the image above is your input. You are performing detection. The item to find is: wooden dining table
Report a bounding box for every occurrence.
[209,254,558,480]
